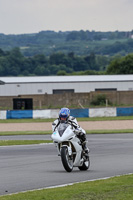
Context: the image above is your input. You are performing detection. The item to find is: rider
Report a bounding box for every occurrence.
[52,107,89,154]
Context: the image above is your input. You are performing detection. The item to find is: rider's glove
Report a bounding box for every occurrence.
[74,129,81,135]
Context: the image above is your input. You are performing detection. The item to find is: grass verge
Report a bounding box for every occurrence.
[1,116,133,123]
[0,118,54,123]
[78,116,133,121]
[0,140,52,146]
[86,129,133,134]
[0,131,51,136]
[0,174,133,200]
[0,129,133,136]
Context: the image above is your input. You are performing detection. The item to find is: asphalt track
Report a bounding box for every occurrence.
[0,134,133,196]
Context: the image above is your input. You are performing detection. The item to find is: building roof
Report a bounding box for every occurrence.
[0,75,133,84]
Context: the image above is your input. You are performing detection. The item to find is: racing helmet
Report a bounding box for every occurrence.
[59,107,70,121]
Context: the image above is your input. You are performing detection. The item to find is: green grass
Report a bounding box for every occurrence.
[0,174,133,200]
[86,129,133,134]
[0,116,133,146]
[0,129,133,137]
[0,140,52,146]
[0,131,51,136]
[1,116,133,123]
[0,129,133,146]
[0,118,54,123]
[77,116,133,121]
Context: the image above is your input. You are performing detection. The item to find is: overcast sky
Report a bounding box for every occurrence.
[0,0,132,35]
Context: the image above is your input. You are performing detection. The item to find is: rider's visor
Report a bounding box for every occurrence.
[61,117,67,120]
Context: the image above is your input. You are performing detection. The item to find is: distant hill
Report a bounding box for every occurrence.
[0,30,133,56]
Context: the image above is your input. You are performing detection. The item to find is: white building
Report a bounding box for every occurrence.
[0,75,133,96]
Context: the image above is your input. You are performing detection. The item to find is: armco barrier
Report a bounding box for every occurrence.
[6,110,33,119]
[117,107,133,116]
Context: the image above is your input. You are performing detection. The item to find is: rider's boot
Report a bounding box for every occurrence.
[82,142,90,154]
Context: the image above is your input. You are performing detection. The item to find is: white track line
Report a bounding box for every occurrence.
[1,173,133,197]
[0,143,52,148]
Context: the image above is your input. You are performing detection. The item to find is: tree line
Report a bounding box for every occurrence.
[0,47,133,76]
[0,48,109,76]
[0,30,133,57]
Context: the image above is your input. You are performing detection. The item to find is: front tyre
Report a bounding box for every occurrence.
[78,155,90,171]
[61,146,73,172]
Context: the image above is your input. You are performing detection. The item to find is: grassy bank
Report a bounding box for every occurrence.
[0,174,133,200]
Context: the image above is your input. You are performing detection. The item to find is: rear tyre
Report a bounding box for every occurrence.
[61,146,73,172]
[78,155,90,171]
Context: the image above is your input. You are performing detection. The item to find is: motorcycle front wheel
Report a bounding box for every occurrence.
[61,146,73,172]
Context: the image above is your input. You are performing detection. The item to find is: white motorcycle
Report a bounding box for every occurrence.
[51,123,90,172]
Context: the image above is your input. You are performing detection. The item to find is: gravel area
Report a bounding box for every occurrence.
[0,120,133,132]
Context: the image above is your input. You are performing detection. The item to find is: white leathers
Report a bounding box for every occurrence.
[52,116,86,134]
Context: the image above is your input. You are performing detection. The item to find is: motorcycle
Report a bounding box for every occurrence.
[51,122,90,172]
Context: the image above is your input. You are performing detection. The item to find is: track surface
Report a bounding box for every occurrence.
[0,134,133,196]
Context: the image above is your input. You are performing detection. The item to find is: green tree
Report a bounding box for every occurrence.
[8,47,26,76]
[50,52,66,65]
[0,56,10,76]
[33,54,48,65]
[57,70,67,75]
[84,53,98,70]
[0,49,5,56]
[33,65,50,75]
[73,56,88,71]
[106,54,133,74]
[49,64,60,75]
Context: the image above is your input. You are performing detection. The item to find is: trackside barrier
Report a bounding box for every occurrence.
[89,107,116,117]
[117,107,133,116]
[33,109,60,119]
[1,107,133,119]
[0,111,7,119]
[70,109,89,118]
[6,110,33,119]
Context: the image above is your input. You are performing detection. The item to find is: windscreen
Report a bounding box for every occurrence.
[57,123,69,137]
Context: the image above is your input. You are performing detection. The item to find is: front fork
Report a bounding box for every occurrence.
[54,142,73,156]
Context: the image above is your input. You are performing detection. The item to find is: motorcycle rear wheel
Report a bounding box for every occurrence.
[61,146,73,172]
